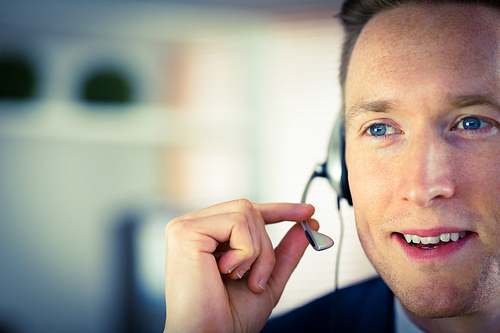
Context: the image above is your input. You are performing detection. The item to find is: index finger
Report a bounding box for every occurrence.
[252,202,315,224]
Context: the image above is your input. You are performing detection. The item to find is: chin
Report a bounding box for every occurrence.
[401,297,472,319]
[391,278,490,319]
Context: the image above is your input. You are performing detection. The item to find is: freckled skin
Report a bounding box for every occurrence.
[345,4,500,332]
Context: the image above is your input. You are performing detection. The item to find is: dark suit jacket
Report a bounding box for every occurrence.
[261,277,394,333]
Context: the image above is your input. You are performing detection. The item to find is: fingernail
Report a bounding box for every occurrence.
[237,270,246,279]
[258,278,267,290]
[228,267,236,274]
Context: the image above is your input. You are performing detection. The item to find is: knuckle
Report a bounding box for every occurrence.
[247,244,257,260]
[250,239,262,260]
[231,211,254,255]
[258,246,276,271]
[260,237,276,266]
[165,217,187,240]
[235,198,254,215]
[268,251,277,267]
[232,211,248,228]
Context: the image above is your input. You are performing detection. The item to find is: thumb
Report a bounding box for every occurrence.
[268,219,319,302]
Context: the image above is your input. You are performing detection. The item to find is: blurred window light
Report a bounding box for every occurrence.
[0,55,36,100]
[81,69,133,104]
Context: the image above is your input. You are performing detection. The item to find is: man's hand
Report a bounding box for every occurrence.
[164,199,317,333]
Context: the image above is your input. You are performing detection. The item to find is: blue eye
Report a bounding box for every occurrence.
[364,121,400,138]
[457,117,484,130]
[369,124,388,136]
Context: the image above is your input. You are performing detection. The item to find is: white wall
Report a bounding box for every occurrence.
[0,2,268,332]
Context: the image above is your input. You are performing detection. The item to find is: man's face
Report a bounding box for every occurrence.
[344,4,500,318]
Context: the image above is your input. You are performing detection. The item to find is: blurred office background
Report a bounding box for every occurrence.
[0,0,376,332]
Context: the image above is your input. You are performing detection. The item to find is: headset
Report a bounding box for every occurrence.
[298,111,353,332]
[300,112,352,251]
[327,112,352,206]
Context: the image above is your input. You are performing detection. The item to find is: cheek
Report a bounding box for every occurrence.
[458,144,500,215]
[346,144,401,266]
[346,147,395,253]
[465,157,500,249]
[354,217,376,253]
[346,147,397,215]
[353,202,392,278]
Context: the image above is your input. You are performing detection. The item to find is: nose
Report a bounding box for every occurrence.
[398,133,455,207]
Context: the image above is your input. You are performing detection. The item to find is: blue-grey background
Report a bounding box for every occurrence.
[0,1,378,332]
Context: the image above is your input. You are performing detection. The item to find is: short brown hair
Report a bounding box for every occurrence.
[337,0,500,109]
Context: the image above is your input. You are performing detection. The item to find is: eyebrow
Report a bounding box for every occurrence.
[345,93,500,129]
[345,99,396,129]
[448,94,500,111]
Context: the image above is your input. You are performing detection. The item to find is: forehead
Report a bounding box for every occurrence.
[357,4,500,49]
[344,4,500,121]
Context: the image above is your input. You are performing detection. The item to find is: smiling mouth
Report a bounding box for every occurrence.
[398,231,472,249]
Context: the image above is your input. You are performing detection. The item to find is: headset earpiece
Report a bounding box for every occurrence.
[299,111,351,252]
[325,112,352,206]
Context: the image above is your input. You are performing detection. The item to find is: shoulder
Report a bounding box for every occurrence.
[261,277,394,333]
[335,277,394,332]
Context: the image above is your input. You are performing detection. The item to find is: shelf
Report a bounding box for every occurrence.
[0,100,249,147]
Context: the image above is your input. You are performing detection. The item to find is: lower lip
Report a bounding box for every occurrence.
[394,233,475,262]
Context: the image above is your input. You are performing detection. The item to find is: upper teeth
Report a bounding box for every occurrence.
[404,232,467,245]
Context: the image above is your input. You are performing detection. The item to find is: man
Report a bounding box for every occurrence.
[164,0,500,332]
